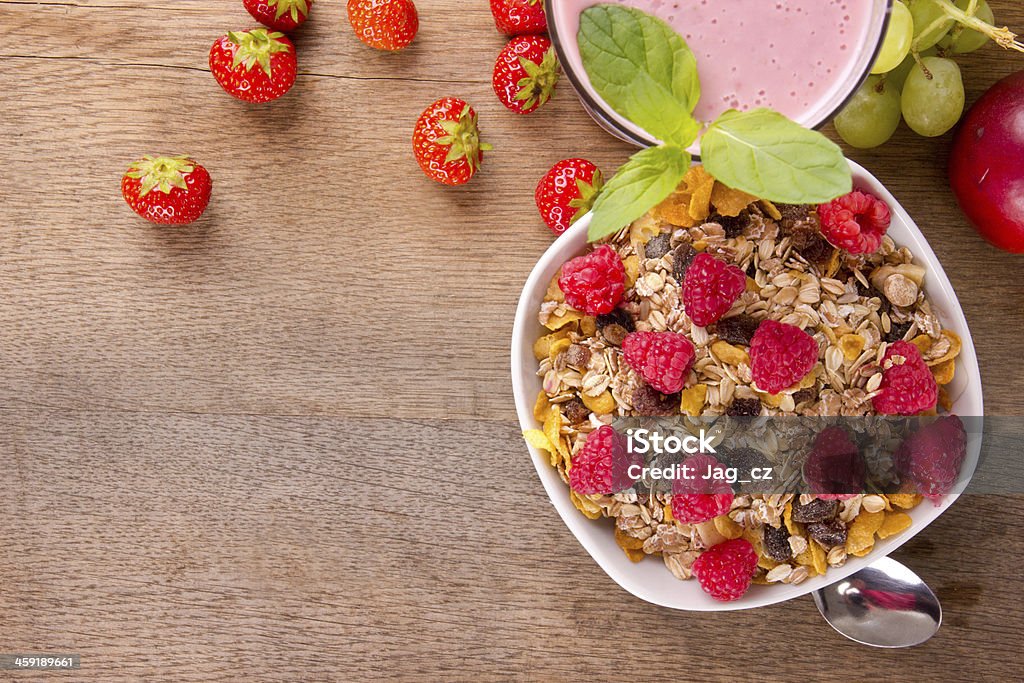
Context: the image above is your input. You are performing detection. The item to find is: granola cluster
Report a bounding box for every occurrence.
[527,168,964,592]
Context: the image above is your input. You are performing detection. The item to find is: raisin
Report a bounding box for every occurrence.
[777,203,813,222]
[790,498,839,524]
[565,343,591,368]
[763,523,792,562]
[714,314,760,346]
[601,324,628,346]
[562,398,590,424]
[726,398,761,417]
[631,384,679,416]
[672,244,697,282]
[644,233,672,260]
[807,520,848,548]
[597,308,635,333]
[797,233,835,267]
[712,211,754,238]
[886,320,914,343]
[791,388,817,406]
[723,447,771,473]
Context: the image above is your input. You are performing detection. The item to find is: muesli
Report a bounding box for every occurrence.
[524,166,965,601]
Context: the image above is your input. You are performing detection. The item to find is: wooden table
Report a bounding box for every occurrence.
[1,1,1022,679]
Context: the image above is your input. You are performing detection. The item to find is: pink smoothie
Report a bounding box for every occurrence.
[552,0,881,126]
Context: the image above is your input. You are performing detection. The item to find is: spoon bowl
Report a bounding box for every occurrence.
[812,557,942,648]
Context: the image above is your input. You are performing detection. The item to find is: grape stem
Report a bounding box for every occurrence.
[924,0,1024,53]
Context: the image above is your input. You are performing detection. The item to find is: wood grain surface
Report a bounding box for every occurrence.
[2,1,1023,680]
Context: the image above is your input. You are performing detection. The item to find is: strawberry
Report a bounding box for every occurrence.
[412,98,492,186]
[492,34,559,115]
[535,158,602,235]
[121,155,212,225]
[490,0,546,35]
[347,0,418,51]
[209,29,297,103]
[243,0,312,32]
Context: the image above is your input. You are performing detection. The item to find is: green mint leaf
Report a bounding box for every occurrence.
[588,145,691,242]
[700,109,852,204]
[579,5,701,147]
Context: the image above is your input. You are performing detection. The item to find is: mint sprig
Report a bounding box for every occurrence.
[588,145,691,239]
[701,109,851,205]
[579,4,851,242]
[578,5,701,147]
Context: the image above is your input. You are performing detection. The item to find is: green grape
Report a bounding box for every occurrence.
[901,56,965,136]
[908,0,955,50]
[887,46,938,89]
[938,0,994,53]
[872,1,915,73]
[834,76,903,148]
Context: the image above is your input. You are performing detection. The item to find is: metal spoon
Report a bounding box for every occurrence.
[812,557,942,648]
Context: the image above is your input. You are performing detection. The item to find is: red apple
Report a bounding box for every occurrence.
[949,70,1024,253]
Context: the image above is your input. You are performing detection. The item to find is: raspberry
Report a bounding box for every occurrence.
[692,538,759,602]
[803,427,865,499]
[872,341,938,415]
[682,253,746,326]
[622,331,695,394]
[749,320,819,394]
[671,493,734,524]
[817,190,891,254]
[558,245,625,316]
[671,454,734,523]
[894,416,966,503]
[568,426,637,495]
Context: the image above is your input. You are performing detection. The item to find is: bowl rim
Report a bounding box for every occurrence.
[510,158,984,611]
[544,0,895,155]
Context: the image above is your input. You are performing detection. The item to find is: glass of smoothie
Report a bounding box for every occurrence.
[547,0,893,151]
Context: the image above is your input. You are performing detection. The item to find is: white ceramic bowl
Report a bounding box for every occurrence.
[511,159,984,611]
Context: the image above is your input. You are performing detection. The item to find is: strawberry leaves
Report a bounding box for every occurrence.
[229,28,292,77]
[514,47,560,111]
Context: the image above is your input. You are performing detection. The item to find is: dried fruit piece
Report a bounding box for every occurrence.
[672,243,698,281]
[644,233,672,260]
[713,314,760,346]
[713,211,755,238]
[631,384,679,416]
[790,498,839,524]
[562,398,590,424]
[807,519,848,547]
[885,319,914,343]
[726,398,761,417]
[762,523,792,562]
[565,343,591,368]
